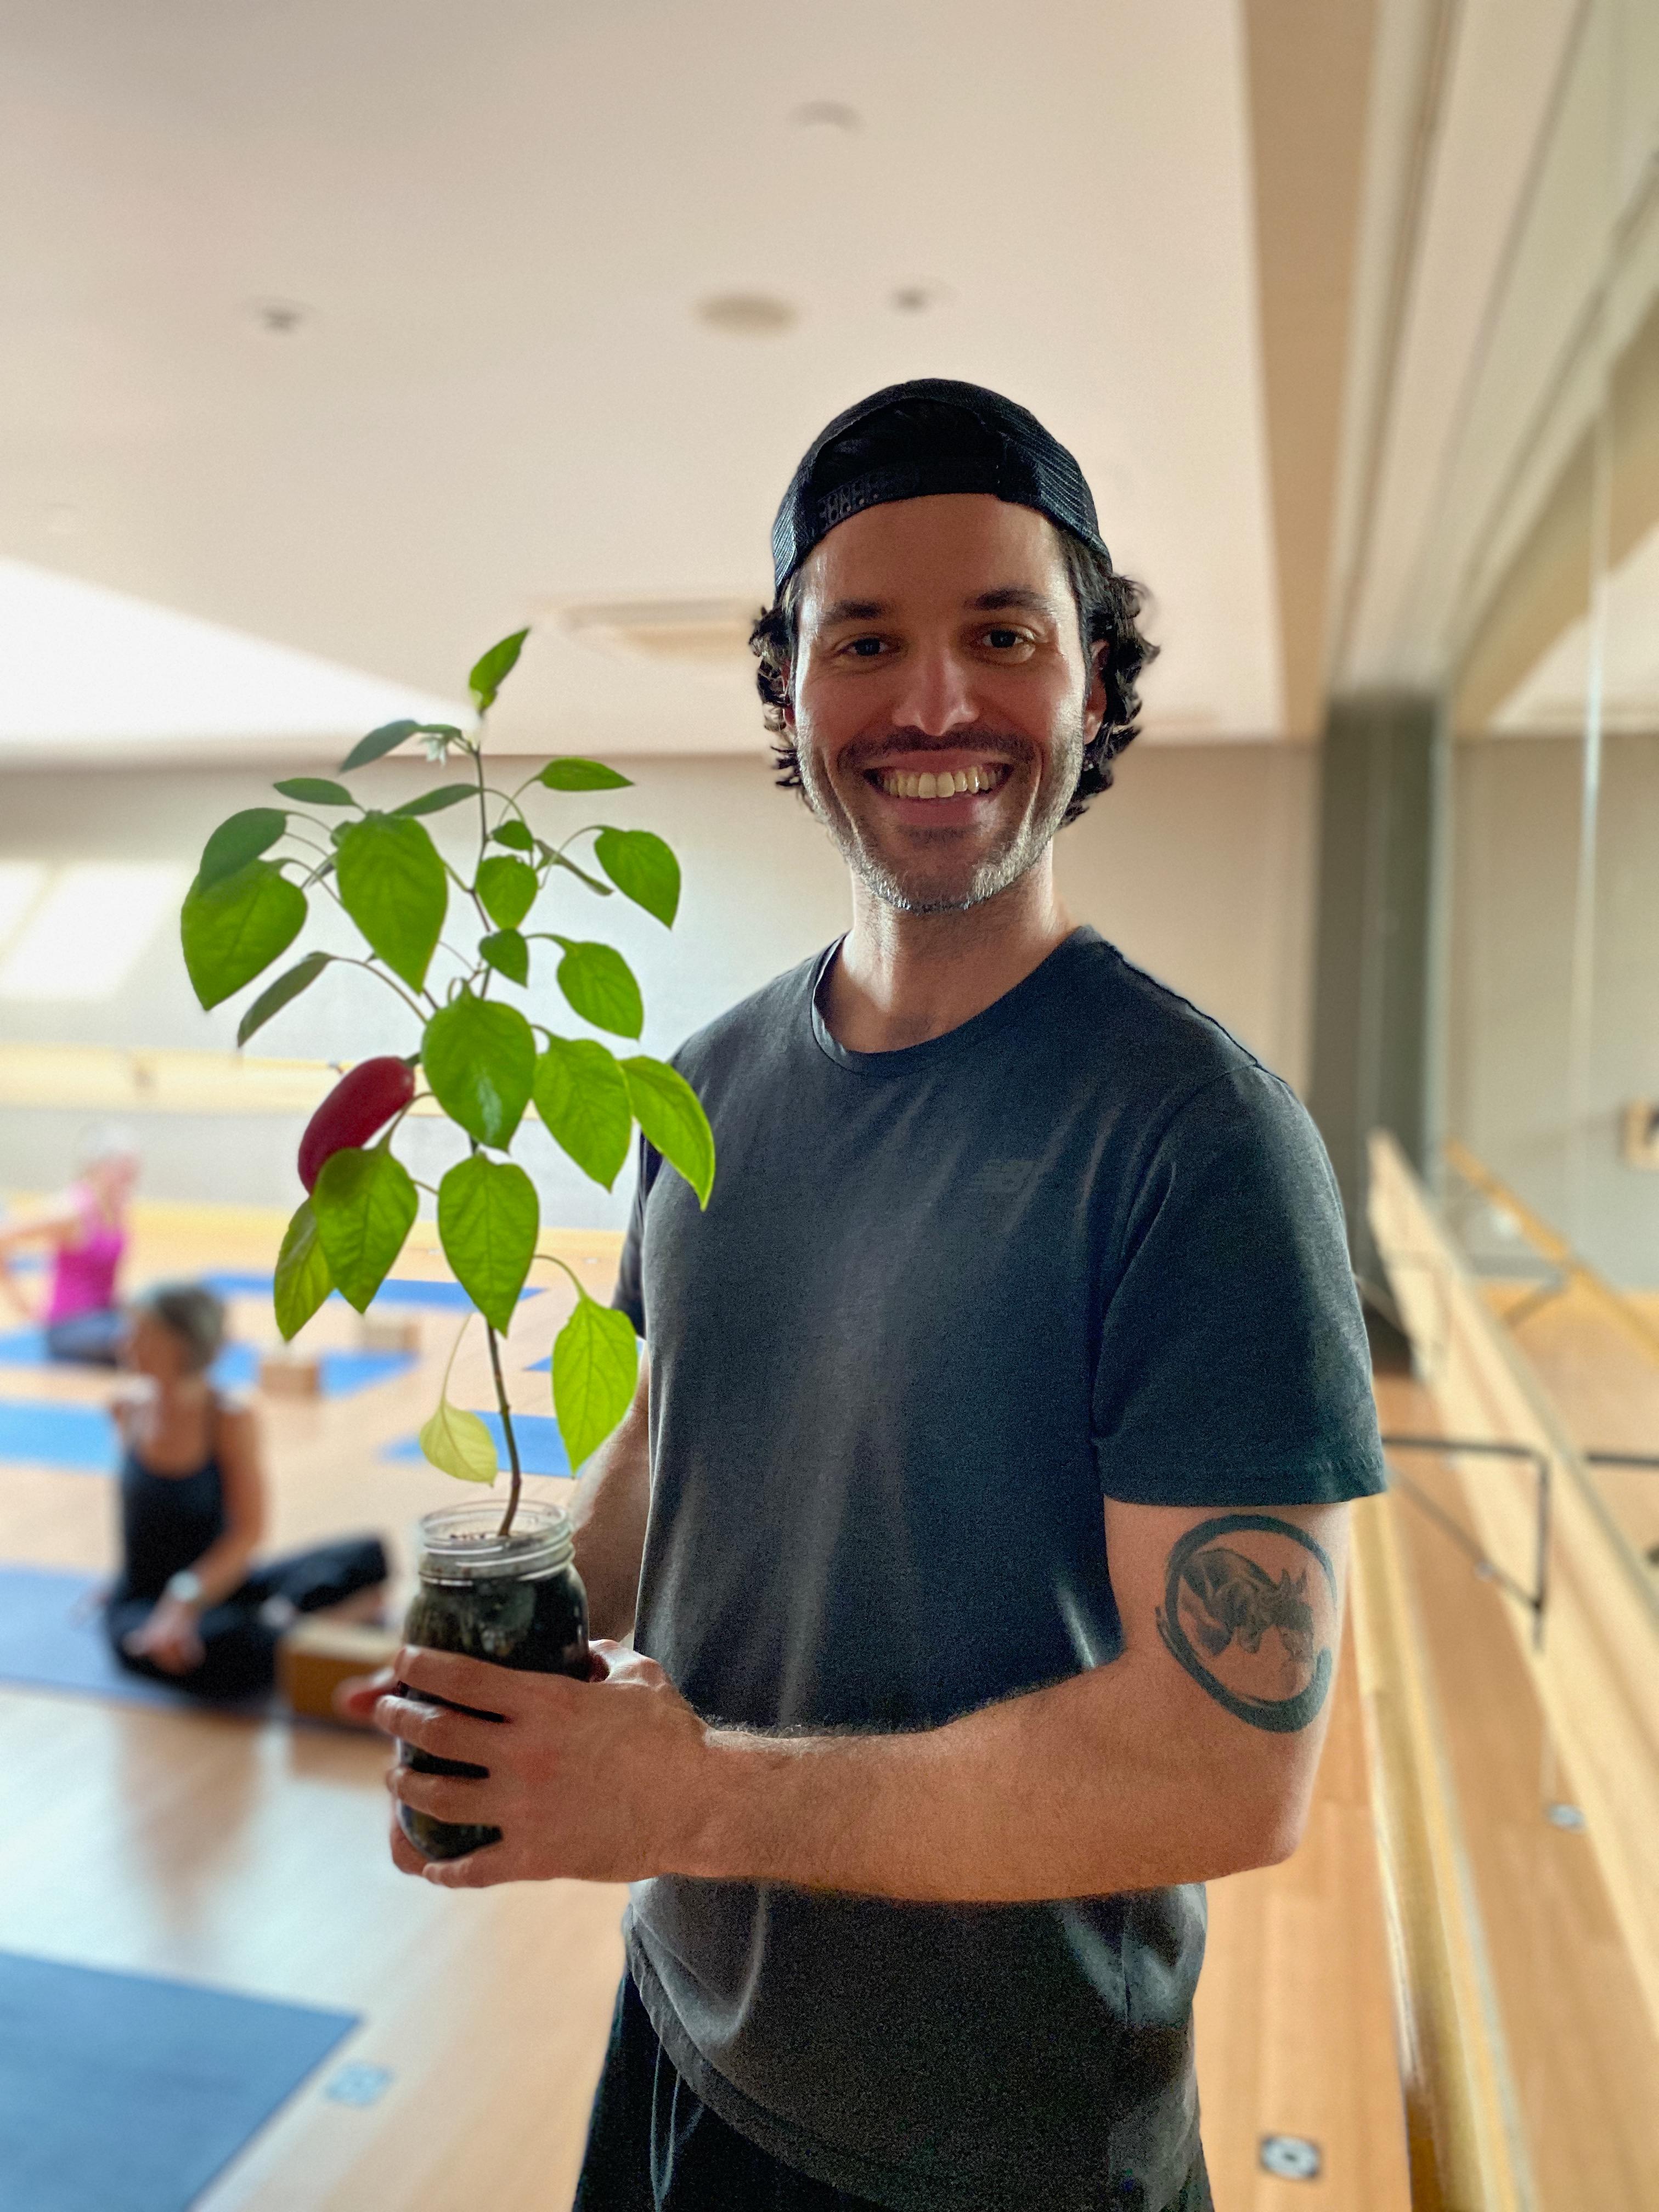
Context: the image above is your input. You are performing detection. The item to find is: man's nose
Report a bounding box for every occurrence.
[886,645,981,737]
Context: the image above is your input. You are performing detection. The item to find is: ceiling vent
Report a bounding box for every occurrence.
[556,597,762,668]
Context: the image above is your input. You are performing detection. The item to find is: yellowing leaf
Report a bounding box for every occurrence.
[418,1397,499,1484]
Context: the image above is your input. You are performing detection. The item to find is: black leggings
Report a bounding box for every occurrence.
[105,1534,388,1703]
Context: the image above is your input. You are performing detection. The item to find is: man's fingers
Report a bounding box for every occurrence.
[372,1692,493,1763]
[387,1810,430,1878]
[335,1664,397,1724]
[393,1644,525,1716]
[386,1758,493,1825]
[421,1846,511,1889]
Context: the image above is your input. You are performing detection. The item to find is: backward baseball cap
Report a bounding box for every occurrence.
[770,377,1111,594]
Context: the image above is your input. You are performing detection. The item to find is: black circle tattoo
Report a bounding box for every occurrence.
[1155,1511,1337,1735]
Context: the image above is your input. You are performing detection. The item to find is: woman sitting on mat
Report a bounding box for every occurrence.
[0,1125,138,1365]
[107,1282,388,1702]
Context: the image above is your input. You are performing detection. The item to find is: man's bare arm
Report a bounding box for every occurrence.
[384,1496,1351,1897]
[679,1498,1348,1898]
[568,1357,651,1639]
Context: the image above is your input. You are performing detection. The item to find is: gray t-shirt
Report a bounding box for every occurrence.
[613,928,1385,2212]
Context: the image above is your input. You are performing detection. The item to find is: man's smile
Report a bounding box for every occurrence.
[865,759,1013,804]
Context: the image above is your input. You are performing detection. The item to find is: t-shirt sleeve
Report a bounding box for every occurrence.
[611,1134,659,1338]
[1092,1065,1386,1508]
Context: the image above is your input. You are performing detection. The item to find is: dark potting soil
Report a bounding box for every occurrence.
[398,1560,588,1861]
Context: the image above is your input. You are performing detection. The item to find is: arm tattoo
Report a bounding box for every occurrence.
[1155,1511,1336,1734]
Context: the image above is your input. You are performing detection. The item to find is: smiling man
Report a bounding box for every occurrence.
[371,381,1388,2212]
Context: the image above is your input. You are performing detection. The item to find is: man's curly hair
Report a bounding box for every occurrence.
[748,529,1158,826]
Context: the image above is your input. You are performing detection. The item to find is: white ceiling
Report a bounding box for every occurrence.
[0,0,1283,763]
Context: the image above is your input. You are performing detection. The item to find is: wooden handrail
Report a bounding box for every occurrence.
[1348,1496,1528,2212]
[1369,1133,1659,2038]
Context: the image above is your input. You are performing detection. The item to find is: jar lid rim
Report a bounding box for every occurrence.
[414,1499,574,1577]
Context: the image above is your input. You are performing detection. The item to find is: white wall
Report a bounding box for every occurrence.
[0,740,1317,1227]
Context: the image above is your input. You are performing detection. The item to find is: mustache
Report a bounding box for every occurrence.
[838,728,1035,771]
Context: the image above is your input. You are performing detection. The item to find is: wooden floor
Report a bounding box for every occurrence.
[0,1202,1411,2210]
[1377,1370,1659,2212]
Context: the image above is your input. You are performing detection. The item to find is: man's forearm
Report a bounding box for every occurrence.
[678,1657,1314,1903]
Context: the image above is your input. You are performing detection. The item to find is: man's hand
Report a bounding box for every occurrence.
[371,1641,709,1888]
[123,1596,205,1675]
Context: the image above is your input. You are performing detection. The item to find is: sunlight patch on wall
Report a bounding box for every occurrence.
[0,864,188,1001]
[0,560,464,757]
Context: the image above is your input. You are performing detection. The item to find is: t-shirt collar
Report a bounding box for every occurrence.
[809,925,1103,1075]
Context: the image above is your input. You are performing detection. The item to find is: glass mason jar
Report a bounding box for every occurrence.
[397,1498,590,1863]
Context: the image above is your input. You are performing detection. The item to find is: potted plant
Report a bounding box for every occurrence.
[179,628,713,1852]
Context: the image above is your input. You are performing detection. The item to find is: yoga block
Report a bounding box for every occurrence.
[357,1314,421,1355]
[278,1618,399,1725]
[257,1350,322,1398]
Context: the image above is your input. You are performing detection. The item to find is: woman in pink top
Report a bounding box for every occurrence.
[0,1126,138,1365]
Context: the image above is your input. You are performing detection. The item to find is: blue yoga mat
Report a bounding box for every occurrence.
[0,1398,115,1471]
[0,1337,413,1406]
[0,1948,357,2212]
[383,1409,569,1477]
[0,1565,270,1713]
[206,1272,538,1312]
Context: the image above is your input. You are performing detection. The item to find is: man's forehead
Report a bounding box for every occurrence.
[796,495,1067,619]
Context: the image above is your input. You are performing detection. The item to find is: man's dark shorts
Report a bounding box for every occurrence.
[573,1975,1215,2212]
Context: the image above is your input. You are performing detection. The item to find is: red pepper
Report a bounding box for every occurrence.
[298,1057,416,1192]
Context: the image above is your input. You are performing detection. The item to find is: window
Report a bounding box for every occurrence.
[0,864,188,1001]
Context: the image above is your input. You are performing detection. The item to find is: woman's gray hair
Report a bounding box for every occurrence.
[132,1281,226,1373]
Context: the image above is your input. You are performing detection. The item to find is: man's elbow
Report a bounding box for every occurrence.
[1229,1785,1312,1873]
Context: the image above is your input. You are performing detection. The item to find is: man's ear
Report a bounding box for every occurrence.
[1084,639,1109,743]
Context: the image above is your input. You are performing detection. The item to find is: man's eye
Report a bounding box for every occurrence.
[847,636,886,658]
[985,628,1025,650]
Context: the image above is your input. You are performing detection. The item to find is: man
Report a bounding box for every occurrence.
[369,381,1387,2211]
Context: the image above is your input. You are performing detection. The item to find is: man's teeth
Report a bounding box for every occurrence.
[876,765,1005,799]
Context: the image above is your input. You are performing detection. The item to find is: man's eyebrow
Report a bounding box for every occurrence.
[815,597,889,627]
[968,587,1062,618]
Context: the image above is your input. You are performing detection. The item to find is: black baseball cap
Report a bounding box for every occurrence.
[771,377,1111,594]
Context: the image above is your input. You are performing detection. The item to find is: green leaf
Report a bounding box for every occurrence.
[479,928,529,985]
[437,1155,539,1334]
[337,720,465,773]
[469,627,530,713]
[621,1056,715,1206]
[273,777,353,806]
[421,993,536,1146]
[197,808,288,891]
[338,718,420,772]
[534,1037,633,1189]
[552,1295,639,1471]
[180,860,307,1011]
[419,1397,499,1485]
[311,1144,418,1312]
[594,827,680,927]
[550,937,643,1039]
[490,819,535,851]
[545,847,612,896]
[537,758,633,792]
[476,854,538,930]
[391,783,477,819]
[273,1196,334,1341]
[335,813,448,989]
[236,950,332,1047]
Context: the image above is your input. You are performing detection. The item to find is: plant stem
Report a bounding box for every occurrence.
[485,1322,523,1539]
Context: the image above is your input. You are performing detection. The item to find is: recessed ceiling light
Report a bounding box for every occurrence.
[890,284,948,314]
[696,292,798,337]
[790,100,861,132]
[248,298,310,337]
